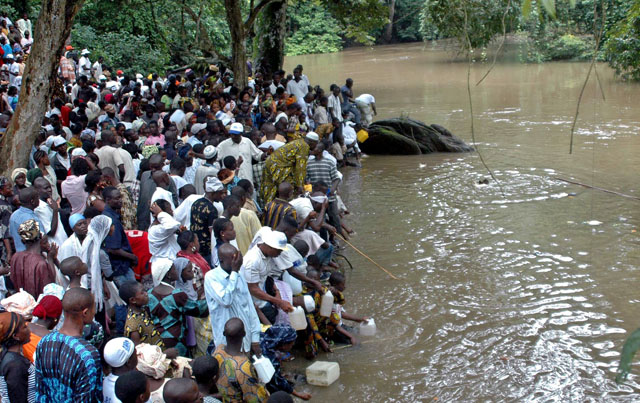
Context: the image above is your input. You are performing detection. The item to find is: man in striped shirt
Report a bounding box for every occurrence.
[305,142,341,238]
[262,181,297,230]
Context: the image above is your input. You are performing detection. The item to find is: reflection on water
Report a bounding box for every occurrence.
[285,44,640,401]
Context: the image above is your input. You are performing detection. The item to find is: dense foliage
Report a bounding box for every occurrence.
[285,1,343,55]
[605,0,640,80]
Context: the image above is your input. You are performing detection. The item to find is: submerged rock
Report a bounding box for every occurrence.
[361,118,474,155]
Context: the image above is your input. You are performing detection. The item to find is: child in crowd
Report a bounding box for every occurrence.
[119,280,165,348]
[59,255,88,289]
[192,355,222,403]
[328,272,369,346]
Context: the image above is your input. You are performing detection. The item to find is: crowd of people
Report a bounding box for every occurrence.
[0,38,380,402]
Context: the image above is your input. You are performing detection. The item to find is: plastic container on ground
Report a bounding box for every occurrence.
[319,290,334,317]
[252,355,276,384]
[359,318,376,336]
[288,306,307,330]
[306,361,340,386]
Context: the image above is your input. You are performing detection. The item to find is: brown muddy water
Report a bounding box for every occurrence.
[283,43,640,401]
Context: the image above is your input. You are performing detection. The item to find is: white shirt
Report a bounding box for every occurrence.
[58,233,83,262]
[343,122,358,146]
[78,56,91,77]
[216,137,263,185]
[92,61,102,81]
[103,373,121,403]
[173,194,202,228]
[171,174,187,191]
[35,200,68,248]
[355,93,375,104]
[290,197,314,221]
[8,62,19,87]
[205,266,262,352]
[117,148,136,189]
[95,145,124,174]
[286,78,308,102]
[239,245,279,308]
[148,212,181,262]
[328,94,343,122]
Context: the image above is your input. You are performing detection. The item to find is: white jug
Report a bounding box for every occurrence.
[360,318,377,336]
[319,290,334,317]
[303,295,315,313]
[283,271,302,295]
[252,355,275,383]
[288,306,307,330]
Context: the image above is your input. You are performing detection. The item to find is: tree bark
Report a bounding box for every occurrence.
[0,0,85,176]
[224,0,248,88]
[255,0,288,75]
[382,0,396,43]
[181,3,230,65]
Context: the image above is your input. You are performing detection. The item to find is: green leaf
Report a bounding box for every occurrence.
[568,0,577,7]
[522,0,532,18]
[541,0,556,18]
[616,327,640,384]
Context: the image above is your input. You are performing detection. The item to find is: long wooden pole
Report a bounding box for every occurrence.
[556,177,640,202]
[336,235,399,280]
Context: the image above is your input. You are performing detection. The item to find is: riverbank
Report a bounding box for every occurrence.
[285,43,640,401]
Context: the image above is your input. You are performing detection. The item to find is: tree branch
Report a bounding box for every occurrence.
[245,0,274,31]
[181,3,230,65]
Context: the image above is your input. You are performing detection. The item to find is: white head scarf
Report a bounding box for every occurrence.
[151,258,174,287]
[81,215,112,311]
[173,257,196,300]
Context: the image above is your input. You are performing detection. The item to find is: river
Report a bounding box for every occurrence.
[284,43,640,401]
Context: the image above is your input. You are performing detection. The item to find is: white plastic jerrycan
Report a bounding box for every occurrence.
[288,306,307,330]
[252,355,275,384]
[319,290,334,317]
[359,318,377,336]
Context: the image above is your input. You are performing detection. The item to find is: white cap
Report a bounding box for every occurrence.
[136,73,143,79]
[262,229,287,251]
[205,177,224,192]
[52,135,66,147]
[191,123,207,134]
[5,54,13,60]
[229,122,243,134]
[81,49,90,55]
[71,147,87,157]
[203,145,217,160]
[99,74,107,81]
[305,132,319,141]
[103,337,135,368]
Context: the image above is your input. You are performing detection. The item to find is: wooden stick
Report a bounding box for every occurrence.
[336,234,399,280]
[556,177,640,201]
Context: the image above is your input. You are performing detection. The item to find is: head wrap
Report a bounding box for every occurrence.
[217,169,235,185]
[0,312,21,355]
[26,168,42,185]
[11,168,27,184]
[32,295,62,320]
[178,144,192,159]
[104,337,135,368]
[136,343,170,379]
[309,195,327,204]
[205,177,224,193]
[285,97,297,106]
[142,145,159,159]
[18,219,41,243]
[104,93,114,103]
[151,258,174,287]
[71,148,87,158]
[81,129,96,139]
[0,176,8,189]
[38,283,65,302]
[174,258,197,300]
[260,324,297,364]
[104,104,116,113]
[81,215,112,311]
[132,119,146,133]
[69,214,85,229]
[1,290,36,317]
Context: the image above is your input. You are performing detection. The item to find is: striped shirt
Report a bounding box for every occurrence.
[262,199,297,230]
[35,332,102,403]
[305,158,339,201]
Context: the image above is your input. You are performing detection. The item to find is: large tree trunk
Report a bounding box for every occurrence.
[0,0,84,176]
[224,0,248,88]
[382,0,396,43]
[255,0,287,75]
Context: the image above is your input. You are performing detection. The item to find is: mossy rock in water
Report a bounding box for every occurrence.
[362,117,474,155]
